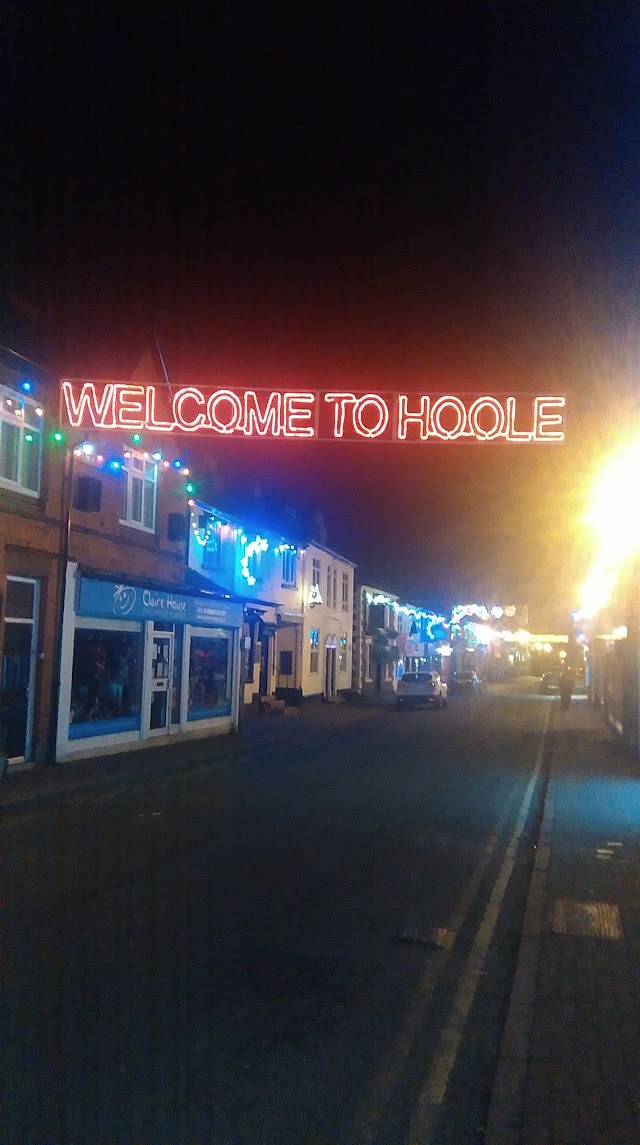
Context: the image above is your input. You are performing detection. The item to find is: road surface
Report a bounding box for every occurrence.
[2,679,553,1144]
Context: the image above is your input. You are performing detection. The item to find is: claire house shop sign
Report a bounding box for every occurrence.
[61,381,566,444]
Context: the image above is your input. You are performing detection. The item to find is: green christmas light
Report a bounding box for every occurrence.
[53,430,65,444]
[185,481,195,495]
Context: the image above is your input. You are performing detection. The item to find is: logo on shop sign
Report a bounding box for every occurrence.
[113,584,137,616]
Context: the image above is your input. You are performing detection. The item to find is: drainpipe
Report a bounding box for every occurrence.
[49,444,75,761]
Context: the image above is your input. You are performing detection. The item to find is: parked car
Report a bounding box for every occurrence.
[397,671,448,709]
[540,671,561,694]
[452,671,481,694]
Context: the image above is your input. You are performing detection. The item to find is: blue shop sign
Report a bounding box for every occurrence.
[77,576,243,629]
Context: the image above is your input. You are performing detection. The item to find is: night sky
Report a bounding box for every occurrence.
[3,1,639,627]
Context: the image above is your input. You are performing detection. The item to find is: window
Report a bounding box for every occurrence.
[366,641,373,681]
[282,548,297,586]
[279,650,293,676]
[0,387,42,496]
[203,525,223,570]
[312,558,321,588]
[187,632,231,720]
[69,628,142,739]
[310,627,319,673]
[341,572,349,611]
[326,565,332,609]
[121,451,157,531]
[332,567,338,609]
[338,634,348,672]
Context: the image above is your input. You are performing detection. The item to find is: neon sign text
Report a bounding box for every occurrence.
[61,381,566,443]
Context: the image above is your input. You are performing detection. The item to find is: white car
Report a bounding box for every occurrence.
[396,671,448,710]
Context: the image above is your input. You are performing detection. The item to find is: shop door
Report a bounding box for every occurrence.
[1,577,38,760]
[324,646,337,700]
[147,632,173,736]
[259,634,270,696]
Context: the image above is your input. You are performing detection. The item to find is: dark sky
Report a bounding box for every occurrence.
[3,1,639,626]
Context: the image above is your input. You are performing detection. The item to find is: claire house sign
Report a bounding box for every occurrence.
[61,381,566,444]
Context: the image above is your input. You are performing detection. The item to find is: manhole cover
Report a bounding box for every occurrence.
[551,899,622,939]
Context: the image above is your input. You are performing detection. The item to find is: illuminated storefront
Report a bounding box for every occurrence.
[56,564,243,760]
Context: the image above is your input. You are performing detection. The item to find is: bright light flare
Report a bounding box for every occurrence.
[578,439,640,617]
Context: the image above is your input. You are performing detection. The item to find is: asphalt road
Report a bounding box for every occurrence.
[2,679,553,1145]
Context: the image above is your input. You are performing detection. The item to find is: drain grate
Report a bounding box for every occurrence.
[551,899,623,939]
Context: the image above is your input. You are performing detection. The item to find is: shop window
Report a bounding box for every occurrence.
[338,634,348,672]
[279,650,293,676]
[341,572,349,611]
[187,632,231,720]
[0,387,42,496]
[310,627,319,674]
[121,451,157,532]
[73,475,102,513]
[282,549,297,586]
[69,628,142,739]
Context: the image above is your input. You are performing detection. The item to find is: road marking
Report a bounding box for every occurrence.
[351,713,546,1144]
[405,698,552,1145]
[551,899,623,939]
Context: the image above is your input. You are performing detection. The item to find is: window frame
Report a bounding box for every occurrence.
[120,450,158,533]
[341,572,349,611]
[0,386,43,497]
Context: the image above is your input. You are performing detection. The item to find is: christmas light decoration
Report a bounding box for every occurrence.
[60,380,566,444]
[307,583,323,606]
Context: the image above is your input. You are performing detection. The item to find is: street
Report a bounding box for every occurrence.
[2,680,552,1145]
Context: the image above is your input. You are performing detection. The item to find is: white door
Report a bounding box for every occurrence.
[146,632,173,736]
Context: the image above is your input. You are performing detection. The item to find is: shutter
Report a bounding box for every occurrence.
[167,512,188,542]
[73,475,102,513]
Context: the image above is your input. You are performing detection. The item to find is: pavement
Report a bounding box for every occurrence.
[0,697,387,810]
[486,695,640,1145]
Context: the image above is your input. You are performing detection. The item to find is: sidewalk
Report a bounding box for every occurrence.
[0,698,386,812]
[487,698,640,1144]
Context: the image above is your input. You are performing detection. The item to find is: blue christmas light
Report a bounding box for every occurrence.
[172,459,183,469]
[109,459,123,471]
[20,380,33,393]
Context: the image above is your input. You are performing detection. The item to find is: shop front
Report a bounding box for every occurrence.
[56,565,243,760]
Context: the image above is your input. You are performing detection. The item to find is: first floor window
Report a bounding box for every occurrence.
[187,631,231,720]
[332,568,338,609]
[312,558,321,587]
[0,387,42,495]
[310,627,320,674]
[203,524,223,570]
[326,565,332,608]
[121,451,157,531]
[341,572,349,611]
[282,548,297,586]
[338,633,348,672]
[69,627,142,738]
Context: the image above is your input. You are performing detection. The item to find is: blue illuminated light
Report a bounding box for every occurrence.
[109,459,123,471]
[172,459,183,469]
[20,380,33,393]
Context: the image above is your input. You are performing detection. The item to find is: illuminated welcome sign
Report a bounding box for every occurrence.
[60,381,566,443]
